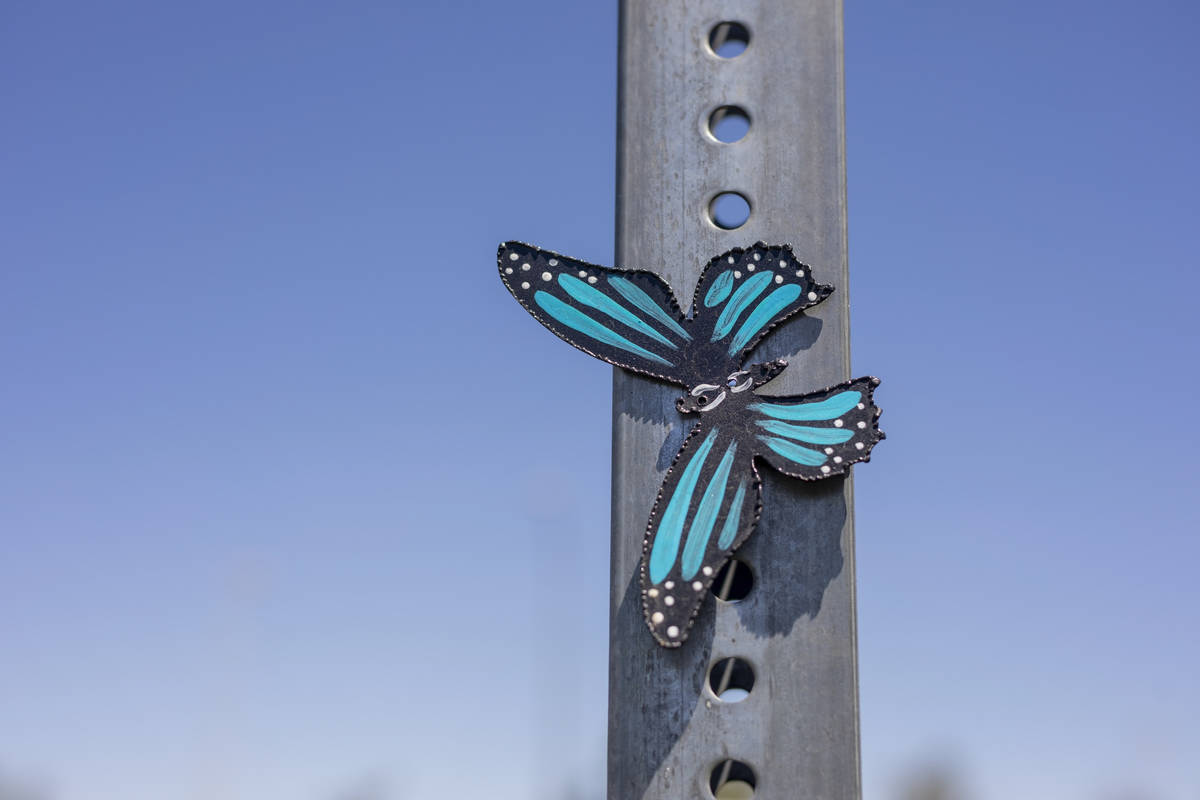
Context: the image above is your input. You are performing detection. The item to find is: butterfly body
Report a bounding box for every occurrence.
[675,359,788,416]
[498,240,884,647]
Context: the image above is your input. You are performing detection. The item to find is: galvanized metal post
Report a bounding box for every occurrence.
[609,2,859,798]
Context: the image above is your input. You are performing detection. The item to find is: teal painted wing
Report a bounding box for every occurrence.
[751,377,884,480]
[688,243,833,365]
[498,241,693,387]
[640,422,762,647]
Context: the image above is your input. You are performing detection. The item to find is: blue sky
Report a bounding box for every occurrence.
[1,2,1197,799]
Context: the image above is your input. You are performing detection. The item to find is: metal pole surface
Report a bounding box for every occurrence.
[609,2,859,798]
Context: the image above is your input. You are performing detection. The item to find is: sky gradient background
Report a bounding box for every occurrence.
[2,2,1198,799]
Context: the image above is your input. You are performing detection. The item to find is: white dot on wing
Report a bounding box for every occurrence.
[821,465,831,474]
[541,271,552,281]
[774,275,783,284]
[734,271,741,278]
[795,269,805,278]
[855,442,864,450]
[522,263,531,271]
[834,419,843,427]
[824,447,834,454]
[834,456,843,464]
[520,281,530,290]
[504,267,513,274]
[648,588,659,598]
[702,566,713,576]
[651,612,664,624]
[728,256,735,263]
[753,253,761,261]
[857,403,865,410]
[588,276,597,284]
[665,596,675,606]
[857,421,866,429]
[807,291,817,300]
[692,581,703,591]
[667,625,679,638]
[548,259,558,266]
[664,581,674,589]
[779,259,786,268]
[508,252,518,261]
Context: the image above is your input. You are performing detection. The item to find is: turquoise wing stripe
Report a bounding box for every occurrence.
[649,427,719,584]
[704,269,735,308]
[755,419,855,445]
[749,391,862,421]
[711,271,773,341]
[758,435,828,467]
[557,274,677,349]
[607,276,692,341]
[717,479,748,549]
[534,291,673,367]
[680,440,737,580]
[728,284,802,355]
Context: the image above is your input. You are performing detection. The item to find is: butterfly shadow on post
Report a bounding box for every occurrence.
[497,240,884,649]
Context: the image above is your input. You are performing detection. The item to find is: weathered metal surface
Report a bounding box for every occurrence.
[609,1,860,797]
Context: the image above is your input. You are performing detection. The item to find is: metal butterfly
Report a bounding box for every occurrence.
[498,241,884,647]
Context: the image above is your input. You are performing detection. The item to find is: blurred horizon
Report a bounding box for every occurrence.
[2,1,1197,799]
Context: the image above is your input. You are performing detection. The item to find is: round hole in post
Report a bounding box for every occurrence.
[708,657,755,702]
[707,106,751,143]
[708,192,750,230]
[711,759,757,799]
[708,21,751,58]
[710,558,753,602]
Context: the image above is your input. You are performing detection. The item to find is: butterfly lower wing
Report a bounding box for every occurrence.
[689,243,833,364]
[751,377,884,479]
[639,422,763,647]
[498,241,693,387]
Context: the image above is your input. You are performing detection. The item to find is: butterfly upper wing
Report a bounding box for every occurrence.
[689,243,833,366]
[751,377,884,479]
[498,241,693,387]
[639,421,763,647]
